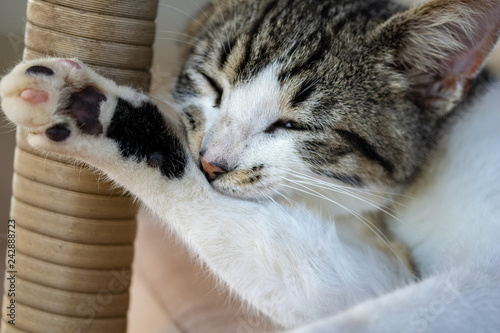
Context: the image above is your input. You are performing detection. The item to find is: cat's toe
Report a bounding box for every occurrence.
[0,58,110,151]
[45,124,72,142]
[20,88,49,104]
[25,65,55,77]
[0,57,135,159]
[1,60,64,131]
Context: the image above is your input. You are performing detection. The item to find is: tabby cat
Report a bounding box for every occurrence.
[1,0,500,331]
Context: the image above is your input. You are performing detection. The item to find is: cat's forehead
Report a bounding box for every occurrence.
[178,0,408,113]
[201,63,301,133]
[224,63,311,121]
[183,0,402,82]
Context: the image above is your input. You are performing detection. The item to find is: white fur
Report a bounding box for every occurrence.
[200,65,282,169]
[2,55,500,331]
[291,81,500,332]
[390,82,500,275]
[181,63,394,213]
[1,58,412,329]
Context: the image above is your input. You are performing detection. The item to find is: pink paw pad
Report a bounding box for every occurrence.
[60,59,82,70]
[21,88,49,104]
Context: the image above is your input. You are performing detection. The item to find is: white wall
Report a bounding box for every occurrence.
[0,0,29,301]
[0,0,27,68]
[152,0,209,95]
[0,0,26,228]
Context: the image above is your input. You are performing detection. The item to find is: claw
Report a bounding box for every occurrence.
[60,59,82,70]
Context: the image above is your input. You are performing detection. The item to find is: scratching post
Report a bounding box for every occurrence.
[2,0,158,332]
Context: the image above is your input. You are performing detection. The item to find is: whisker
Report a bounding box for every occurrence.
[0,119,18,133]
[285,171,398,209]
[189,0,229,54]
[159,2,224,51]
[290,170,412,202]
[149,96,184,127]
[257,188,292,217]
[156,30,205,44]
[279,167,409,225]
[297,78,322,97]
[159,3,209,33]
[287,177,409,227]
[212,0,232,52]
[149,93,182,112]
[282,182,383,234]
[233,0,237,35]
[281,183,408,264]
[154,37,200,48]
[269,187,296,208]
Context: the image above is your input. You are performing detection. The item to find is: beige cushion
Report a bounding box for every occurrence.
[128,212,279,333]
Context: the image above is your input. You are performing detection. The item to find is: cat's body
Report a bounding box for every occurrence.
[1,0,500,331]
[293,79,500,333]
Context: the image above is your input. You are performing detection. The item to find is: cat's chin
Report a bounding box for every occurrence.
[209,181,274,202]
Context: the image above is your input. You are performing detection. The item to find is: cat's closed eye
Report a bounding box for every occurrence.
[265,119,308,133]
[283,121,307,130]
[200,72,223,108]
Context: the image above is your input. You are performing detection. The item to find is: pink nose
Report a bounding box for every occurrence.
[200,156,227,181]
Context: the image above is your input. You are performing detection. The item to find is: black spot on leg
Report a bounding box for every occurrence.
[46,124,71,142]
[26,65,54,76]
[61,86,106,135]
[106,99,187,179]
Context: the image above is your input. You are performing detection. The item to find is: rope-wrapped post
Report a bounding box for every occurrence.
[2,0,158,332]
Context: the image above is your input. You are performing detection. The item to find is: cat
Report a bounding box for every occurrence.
[1,0,500,331]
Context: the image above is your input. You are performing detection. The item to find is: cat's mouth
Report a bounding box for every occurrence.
[199,163,272,200]
[212,182,274,201]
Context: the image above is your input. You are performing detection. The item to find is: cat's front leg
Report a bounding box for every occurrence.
[0,58,185,174]
[290,261,500,333]
[0,58,413,328]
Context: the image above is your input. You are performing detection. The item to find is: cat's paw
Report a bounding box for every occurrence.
[1,58,184,176]
[0,58,122,155]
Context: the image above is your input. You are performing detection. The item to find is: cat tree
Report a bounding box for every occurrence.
[1,0,159,331]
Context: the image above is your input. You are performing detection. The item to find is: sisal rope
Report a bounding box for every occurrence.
[1,0,158,332]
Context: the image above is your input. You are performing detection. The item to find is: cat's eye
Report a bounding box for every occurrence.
[200,72,223,108]
[265,120,307,133]
[283,122,306,130]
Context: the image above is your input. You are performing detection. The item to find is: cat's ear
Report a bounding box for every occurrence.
[378,0,500,113]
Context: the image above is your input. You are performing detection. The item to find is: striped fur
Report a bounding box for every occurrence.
[173,0,496,205]
[2,0,499,330]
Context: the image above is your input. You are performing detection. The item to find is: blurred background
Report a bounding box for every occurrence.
[0,0,26,298]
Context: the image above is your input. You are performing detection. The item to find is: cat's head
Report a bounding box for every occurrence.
[171,0,500,206]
